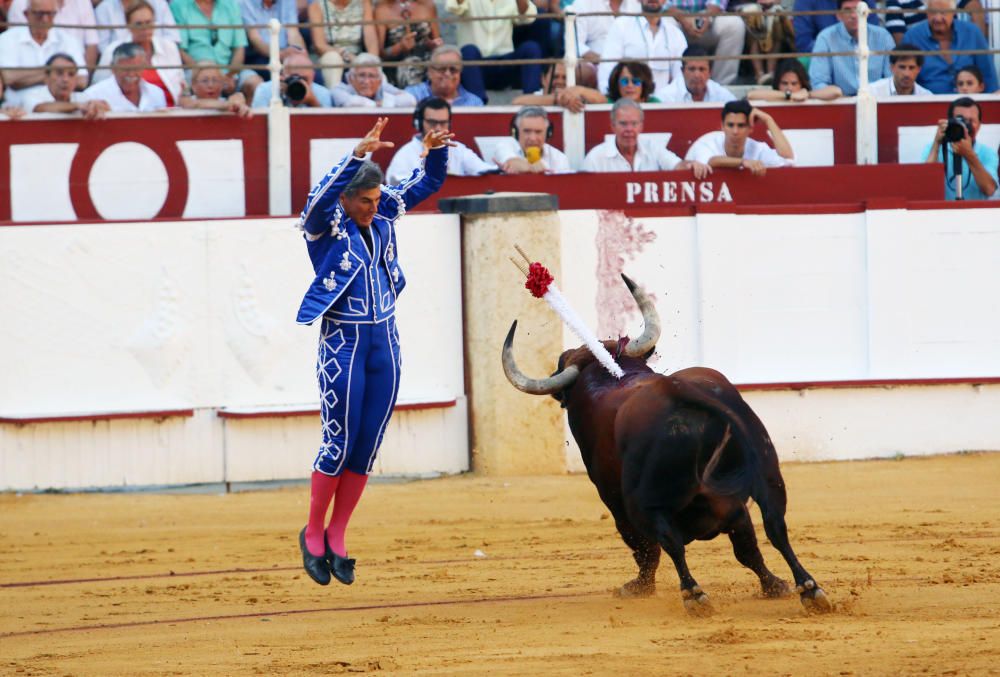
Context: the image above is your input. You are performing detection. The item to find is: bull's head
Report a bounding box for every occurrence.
[502,274,661,396]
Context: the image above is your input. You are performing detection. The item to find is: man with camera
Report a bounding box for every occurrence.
[923,97,998,201]
[250,50,333,108]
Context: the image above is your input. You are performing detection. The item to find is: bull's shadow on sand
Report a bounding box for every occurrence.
[503,274,832,616]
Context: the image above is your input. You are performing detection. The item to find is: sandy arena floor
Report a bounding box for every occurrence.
[2,452,999,676]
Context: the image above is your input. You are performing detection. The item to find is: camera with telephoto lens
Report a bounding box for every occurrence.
[943,115,969,144]
[283,74,308,104]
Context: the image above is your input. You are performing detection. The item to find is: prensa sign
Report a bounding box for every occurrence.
[626,180,734,204]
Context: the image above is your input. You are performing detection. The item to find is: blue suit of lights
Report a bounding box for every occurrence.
[296,146,447,476]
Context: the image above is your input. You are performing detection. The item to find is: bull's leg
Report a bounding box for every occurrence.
[756,488,832,613]
[727,506,789,598]
[611,514,661,598]
[653,514,713,616]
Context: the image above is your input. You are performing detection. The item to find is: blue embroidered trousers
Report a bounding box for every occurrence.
[313,316,401,476]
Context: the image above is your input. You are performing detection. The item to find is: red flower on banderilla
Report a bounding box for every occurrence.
[525,262,554,298]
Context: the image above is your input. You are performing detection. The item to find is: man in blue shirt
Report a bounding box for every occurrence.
[808,0,894,95]
[404,44,484,107]
[902,0,998,93]
[793,0,879,54]
[922,97,998,200]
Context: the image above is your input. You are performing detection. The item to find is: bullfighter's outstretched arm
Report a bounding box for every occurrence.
[298,117,397,236]
[383,128,455,215]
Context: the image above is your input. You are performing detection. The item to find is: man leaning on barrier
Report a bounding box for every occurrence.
[922,96,998,201]
[685,99,794,176]
[80,41,166,111]
[24,52,110,117]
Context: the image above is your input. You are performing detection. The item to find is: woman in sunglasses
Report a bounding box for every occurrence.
[607,61,660,103]
[512,61,605,112]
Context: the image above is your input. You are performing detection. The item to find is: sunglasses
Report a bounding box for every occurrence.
[431,65,461,74]
[619,77,643,87]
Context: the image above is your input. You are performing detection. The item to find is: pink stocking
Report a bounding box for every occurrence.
[305,471,340,556]
[326,470,368,557]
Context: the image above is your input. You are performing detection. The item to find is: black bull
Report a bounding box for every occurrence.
[502,275,831,615]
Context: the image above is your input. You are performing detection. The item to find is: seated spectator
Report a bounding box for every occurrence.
[386,97,494,183]
[512,61,605,112]
[376,0,442,88]
[240,0,306,92]
[308,0,377,87]
[583,98,711,175]
[809,0,894,96]
[885,0,985,46]
[665,0,744,86]
[684,99,794,176]
[1,105,27,119]
[80,42,167,111]
[903,0,997,94]
[330,52,417,107]
[599,0,686,96]
[748,58,843,101]
[923,96,997,200]
[251,50,333,107]
[95,1,184,106]
[741,0,794,85]
[447,0,541,103]
[607,61,661,103]
[955,65,986,94]
[566,0,640,88]
[180,61,252,116]
[869,44,931,96]
[659,45,736,103]
[0,0,87,108]
[492,105,571,173]
[171,0,251,97]
[405,44,484,107]
[20,52,110,117]
[792,0,878,54]
[94,0,178,56]
[7,0,98,72]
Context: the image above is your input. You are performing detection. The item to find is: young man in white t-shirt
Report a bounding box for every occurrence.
[684,99,795,176]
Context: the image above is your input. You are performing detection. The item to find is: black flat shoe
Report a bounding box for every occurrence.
[325,539,355,585]
[299,527,331,586]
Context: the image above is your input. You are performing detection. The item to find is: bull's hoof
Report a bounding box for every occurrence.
[761,575,791,598]
[681,586,714,617]
[796,579,832,613]
[615,578,656,598]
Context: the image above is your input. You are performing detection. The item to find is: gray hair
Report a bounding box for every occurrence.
[344,161,385,197]
[349,53,384,78]
[430,44,462,61]
[611,97,644,122]
[111,42,146,64]
[512,105,549,130]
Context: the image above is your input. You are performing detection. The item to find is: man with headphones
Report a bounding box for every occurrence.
[386,97,496,184]
[491,105,571,174]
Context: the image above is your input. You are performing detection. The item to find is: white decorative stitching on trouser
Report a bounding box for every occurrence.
[314,321,348,473]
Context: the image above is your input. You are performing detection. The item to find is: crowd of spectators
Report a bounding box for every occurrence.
[1,0,998,117]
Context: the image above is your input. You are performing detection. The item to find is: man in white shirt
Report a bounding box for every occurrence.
[567,0,640,87]
[21,53,110,118]
[0,0,87,108]
[869,44,932,97]
[79,42,167,112]
[584,98,712,176]
[387,97,495,184]
[7,0,99,71]
[447,0,541,103]
[659,45,737,103]
[598,0,687,96]
[685,99,794,176]
[492,105,572,174]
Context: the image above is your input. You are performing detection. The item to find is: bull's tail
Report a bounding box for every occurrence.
[665,374,768,499]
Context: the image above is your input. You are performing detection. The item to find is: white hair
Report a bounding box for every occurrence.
[349,53,384,79]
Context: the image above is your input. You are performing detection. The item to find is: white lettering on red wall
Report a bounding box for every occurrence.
[625,180,734,204]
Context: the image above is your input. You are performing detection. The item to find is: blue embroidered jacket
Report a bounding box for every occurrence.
[296,146,447,325]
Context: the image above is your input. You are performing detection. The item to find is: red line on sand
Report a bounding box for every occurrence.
[0,566,302,589]
[0,590,598,639]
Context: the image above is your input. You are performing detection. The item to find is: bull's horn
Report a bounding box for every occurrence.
[502,320,580,395]
[621,274,661,358]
